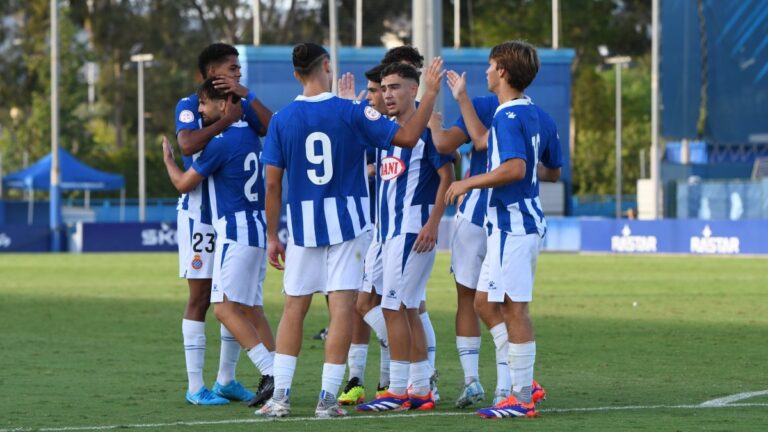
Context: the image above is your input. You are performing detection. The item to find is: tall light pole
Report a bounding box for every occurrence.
[50,0,62,252]
[329,0,339,93]
[651,0,661,218]
[131,53,153,222]
[606,56,631,219]
[252,0,261,46]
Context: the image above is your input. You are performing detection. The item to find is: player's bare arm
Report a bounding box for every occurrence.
[177,97,241,156]
[265,165,286,271]
[445,158,525,205]
[162,135,204,193]
[391,57,445,149]
[413,162,455,253]
[537,164,561,182]
[429,112,471,155]
[447,70,489,150]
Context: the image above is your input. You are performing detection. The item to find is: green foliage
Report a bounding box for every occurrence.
[0,0,654,199]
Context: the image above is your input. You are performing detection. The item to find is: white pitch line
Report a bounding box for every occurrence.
[699,390,768,407]
[2,402,768,432]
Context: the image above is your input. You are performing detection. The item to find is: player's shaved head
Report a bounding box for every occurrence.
[198,43,239,79]
[489,40,540,91]
[382,46,424,69]
[380,62,420,85]
[293,42,330,76]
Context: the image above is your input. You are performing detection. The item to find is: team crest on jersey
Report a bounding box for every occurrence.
[191,254,203,270]
[380,156,405,181]
[364,105,382,121]
[179,109,195,123]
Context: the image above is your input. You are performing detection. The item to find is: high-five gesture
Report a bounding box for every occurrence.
[338,72,366,100]
[446,70,468,101]
[423,56,446,95]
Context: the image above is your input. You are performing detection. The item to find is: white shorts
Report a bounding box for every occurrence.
[477,231,541,303]
[283,233,369,296]
[177,210,216,279]
[450,216,487,289]
[381,233,436,310]
[211,240,266,307]
[362,237,384,295]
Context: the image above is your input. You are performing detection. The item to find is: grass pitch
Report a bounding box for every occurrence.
[1,252,767,431]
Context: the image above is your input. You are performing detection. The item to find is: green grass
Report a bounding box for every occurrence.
[1,253,767,431]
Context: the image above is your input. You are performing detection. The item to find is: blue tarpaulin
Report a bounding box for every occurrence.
[2,148,124,191]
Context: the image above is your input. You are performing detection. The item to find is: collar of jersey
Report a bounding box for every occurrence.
[295,92,335,102]
[495,96,532,116]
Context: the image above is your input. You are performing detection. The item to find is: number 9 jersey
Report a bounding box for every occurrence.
[261,92,400,247]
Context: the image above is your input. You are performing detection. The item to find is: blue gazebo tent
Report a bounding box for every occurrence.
[2,148,125,223]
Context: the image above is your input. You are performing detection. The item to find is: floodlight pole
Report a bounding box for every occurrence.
[252,0,261,46]
[651,0,661,218]
[50,0,62,252]
[131,53,153,223]
[453,0,460,49]
[329,0,339,93]
[607,56,631,219]
[355,0,362,48]
[552,0,559,49]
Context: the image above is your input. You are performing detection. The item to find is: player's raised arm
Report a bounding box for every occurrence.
[429,111,472,155]
[177,98,241,156]
[162,135,205,193]
[447,70,489,150]
[390,57,445,149]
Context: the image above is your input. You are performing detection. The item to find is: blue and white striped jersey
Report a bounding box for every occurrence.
[261,92,399,247]
[174,93,263,225]
[455,95,562,230]
[486,98,545,236]
[376,128,453,241]
[454,95,495,227]
[192,124,266,248]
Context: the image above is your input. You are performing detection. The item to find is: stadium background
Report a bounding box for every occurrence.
[0,1,767,430]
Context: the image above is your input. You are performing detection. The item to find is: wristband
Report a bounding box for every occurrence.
[246,91,256,103]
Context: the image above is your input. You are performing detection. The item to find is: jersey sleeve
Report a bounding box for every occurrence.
[495,112,528,163]
[350,102,399,150]
[241,99,265,137]
[191,139,226,177]
[260,116,285,168]
[539,113,563,169]
[424,129,455,170]
[175,97,200,135]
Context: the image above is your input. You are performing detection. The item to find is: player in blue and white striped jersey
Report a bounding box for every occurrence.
[165,78,277,408]
[257,43,445,418]
[356,62,454,413]
[431,94,560,407]
[172,43,273,406]
[445,41,548,419]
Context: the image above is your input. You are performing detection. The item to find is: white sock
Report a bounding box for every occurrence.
[389,360,410,395]
[420,312,437,369]
[456,336,481,384]
[216,324,240,385]
[347,344,368,383]
[182,319,206,394]
[509,341,536,403]
[363,306,389,344]
[408,360,431,396]
[490,323,511,393]
[321,362,347,397]
[273,353,297,400]
[247,343,274,377]
[379,344,390,387]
